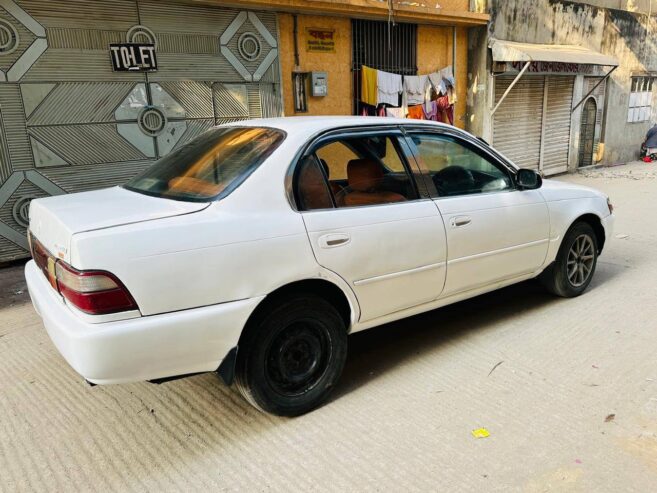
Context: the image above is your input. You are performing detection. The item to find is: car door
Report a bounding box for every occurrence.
[404,129,550,296]
[294,128,447,322]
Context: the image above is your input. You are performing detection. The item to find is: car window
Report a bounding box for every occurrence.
[316,141,357,180]
[124,126,285,202]
[299,134,417,210]
[409,134,513,197]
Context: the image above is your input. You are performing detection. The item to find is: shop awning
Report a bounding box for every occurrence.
[490,38,619,66]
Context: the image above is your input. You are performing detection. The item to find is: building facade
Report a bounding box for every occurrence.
[468,0,657,175]
[0,0,487,263]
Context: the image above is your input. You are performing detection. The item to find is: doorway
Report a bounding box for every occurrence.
[578,98,597,168]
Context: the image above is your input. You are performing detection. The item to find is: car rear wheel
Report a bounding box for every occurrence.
[540,221,598,298]
[234,294,348,416]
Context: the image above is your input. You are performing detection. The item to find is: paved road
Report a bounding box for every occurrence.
[1,163,656,492]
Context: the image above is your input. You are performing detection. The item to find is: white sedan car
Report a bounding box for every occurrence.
[25,117,614,415]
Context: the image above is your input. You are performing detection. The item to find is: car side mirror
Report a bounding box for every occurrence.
[516,168,542,190]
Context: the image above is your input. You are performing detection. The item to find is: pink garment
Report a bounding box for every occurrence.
[436,95,454,125]
[422,100,439,121]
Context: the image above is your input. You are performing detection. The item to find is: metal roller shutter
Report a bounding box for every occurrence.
[542,76,574,175]
[493,75,544,170]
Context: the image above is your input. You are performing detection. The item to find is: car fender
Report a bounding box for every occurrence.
[543,196,610,265]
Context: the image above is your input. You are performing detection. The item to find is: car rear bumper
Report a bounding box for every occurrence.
[25,260,262,385]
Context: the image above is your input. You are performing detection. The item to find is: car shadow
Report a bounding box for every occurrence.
[332,273,613,401]
[0,260,30,312]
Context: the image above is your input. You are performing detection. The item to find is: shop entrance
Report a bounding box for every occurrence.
[578,98,597,168]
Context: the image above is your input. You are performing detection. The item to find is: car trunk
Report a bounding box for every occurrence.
[29,186,209,263]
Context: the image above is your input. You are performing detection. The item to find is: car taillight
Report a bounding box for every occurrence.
[55,261,138,315]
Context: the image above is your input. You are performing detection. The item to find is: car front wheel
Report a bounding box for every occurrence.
[540,221,598,297]
[234,294,348,416]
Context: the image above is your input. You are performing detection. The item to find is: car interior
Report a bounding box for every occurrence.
[311,136,416,208]
[409,134,513,197]
[295,132,515,211]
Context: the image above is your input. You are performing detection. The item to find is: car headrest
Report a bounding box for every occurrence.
[347,159,383,192]
[298,158,332,210]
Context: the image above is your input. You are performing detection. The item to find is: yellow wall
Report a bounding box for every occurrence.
[279,14,352,116]
[278,14,469,129]
[417,25,469,129]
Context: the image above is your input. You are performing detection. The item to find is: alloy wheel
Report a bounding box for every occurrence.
[567,234,595,287]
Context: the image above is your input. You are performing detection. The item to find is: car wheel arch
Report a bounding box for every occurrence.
[249,278,355,333]
[569,213,606,253]
[217,278,355,387]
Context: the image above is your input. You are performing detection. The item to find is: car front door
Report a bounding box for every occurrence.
[405,130,550,297]
[294,128,447,322]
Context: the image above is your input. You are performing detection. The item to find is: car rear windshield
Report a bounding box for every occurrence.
[124,126,285,202]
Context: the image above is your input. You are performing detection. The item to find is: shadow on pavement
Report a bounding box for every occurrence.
[0,260,30,311]
[334,276,597,400]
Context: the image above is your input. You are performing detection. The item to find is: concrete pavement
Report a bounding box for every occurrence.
[1,162,656,492]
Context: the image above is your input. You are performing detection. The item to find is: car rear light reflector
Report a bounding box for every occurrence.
[55,263,119,292]
[55,261,138,315]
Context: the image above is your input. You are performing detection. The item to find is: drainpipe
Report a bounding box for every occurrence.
[452,26,457,84]
[293,14,300,72]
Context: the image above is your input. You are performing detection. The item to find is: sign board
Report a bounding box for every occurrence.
[110,43,157,72]
[306,28,335,53]
[509,61,592,74]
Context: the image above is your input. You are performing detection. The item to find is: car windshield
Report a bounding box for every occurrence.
[124,126,285,202]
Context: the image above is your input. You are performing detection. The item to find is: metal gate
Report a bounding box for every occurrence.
[0,0,282,262]
[351,19,417,114]
[493,74,574,176]
[578,98,597,168]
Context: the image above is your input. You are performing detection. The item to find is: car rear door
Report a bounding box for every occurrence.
[294,127,447,323]
[404,129,550,296]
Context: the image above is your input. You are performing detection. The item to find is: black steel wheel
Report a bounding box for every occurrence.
[235,294,348,416]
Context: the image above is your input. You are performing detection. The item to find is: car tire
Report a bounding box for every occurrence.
[234,294,348,416]
[540,221,598,298]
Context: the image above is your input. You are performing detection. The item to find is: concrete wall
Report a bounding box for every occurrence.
[278,14,353,116]
[472,0,657,165]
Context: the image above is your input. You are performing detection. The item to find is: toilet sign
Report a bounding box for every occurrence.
[109,43,157,72]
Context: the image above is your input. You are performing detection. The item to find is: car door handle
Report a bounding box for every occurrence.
[318,233,351,248]
[451,216,471,227]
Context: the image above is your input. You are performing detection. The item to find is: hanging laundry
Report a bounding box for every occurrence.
[402,75,431,110]
[360,65,378,106]
[386,107,406,118]
[407,105,425,120]
[440,66,457,104]
[436,95,454,125]
[377,70,403,106]
[441,66,455,84]
[428,72,447,97]
[422,100,439,121]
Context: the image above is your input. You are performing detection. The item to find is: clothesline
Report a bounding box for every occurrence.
[359,65,457,124]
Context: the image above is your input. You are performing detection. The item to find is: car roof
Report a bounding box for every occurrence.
[219,116,457,138]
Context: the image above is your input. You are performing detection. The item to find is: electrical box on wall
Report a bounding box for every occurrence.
[311,72,328,97]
